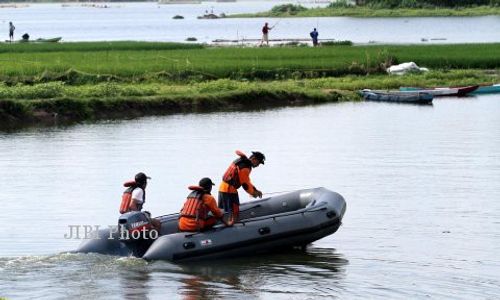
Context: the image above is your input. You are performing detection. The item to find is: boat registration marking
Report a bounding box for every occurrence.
[200,239,212,246]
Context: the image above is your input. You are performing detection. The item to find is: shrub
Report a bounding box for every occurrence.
[328,0,354,8]
[270,4,307,15]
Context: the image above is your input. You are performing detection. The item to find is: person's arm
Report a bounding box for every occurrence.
[204,194,223,219]
[204,195,232,226]
[239,168,262,198]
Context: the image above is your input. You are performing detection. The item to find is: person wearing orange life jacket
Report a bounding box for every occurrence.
[178,177,228,232]
[218,150,265,223]
[119,172,161,231]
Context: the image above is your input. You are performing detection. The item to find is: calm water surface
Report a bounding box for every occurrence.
[1,1,499,43]
[1,95,499,298]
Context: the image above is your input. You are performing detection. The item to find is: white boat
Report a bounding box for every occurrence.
[158,0,201,4]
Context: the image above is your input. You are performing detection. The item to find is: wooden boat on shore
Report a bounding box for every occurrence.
[399,85,478,97]
[158,0,201,4]
[34,37,62,43]
[360,89,433,104]
[470,84,500,95]
[212,38,338,44]
[9,37,62,43]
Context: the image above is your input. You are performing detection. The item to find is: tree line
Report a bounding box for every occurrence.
[349,0,500,8]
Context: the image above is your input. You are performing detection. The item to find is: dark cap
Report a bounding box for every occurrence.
[199,177,215,190]
[135,172,151,184]
[251,151,265,164]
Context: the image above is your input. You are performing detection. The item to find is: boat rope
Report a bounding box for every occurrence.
[263,190,294,195]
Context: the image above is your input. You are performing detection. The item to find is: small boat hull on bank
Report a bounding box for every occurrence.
[470,84,500,95]
[360,89,433,104]
[399,85,478,96]
[76,187,346,262]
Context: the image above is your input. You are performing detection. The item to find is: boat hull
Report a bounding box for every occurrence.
[399,85,479,96]
[470,84,500,95]
[360,89,433,104]
[76,187,346,262]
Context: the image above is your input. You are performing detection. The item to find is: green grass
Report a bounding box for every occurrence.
[0,70,494,101]
[0,41,202,54]
[1,41,499,128]
[1,70,497,127]
[0,42,499,83]
[232,5,500,17]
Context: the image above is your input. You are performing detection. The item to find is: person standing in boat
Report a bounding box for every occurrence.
[310,28,319,47]
[260,22,273,47]
[178,177,227,232]
[218,150,265,223]
[8,22,15,42]
[119,172,161,231]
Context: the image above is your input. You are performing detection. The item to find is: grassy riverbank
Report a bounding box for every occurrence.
[1,42,499,83]
[0,42,499,128]
[232,5,500,18]
[2,70,497,129]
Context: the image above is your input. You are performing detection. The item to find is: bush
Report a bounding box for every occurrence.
[270,4,307,15]
[328,0,354,8]
[363,0,492,8]
[322,40,353,46]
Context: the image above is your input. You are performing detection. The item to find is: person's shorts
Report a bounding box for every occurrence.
[218,192,239,211]
[262,33,269,42]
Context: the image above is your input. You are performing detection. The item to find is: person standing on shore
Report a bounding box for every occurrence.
[8,22,15,42]
[260,22,273,47]
[310,28,319,47]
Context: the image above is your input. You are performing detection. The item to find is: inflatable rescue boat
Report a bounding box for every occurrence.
[76,187,346,262]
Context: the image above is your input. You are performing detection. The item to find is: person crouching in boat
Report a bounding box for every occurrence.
[119,172,161,231]
[179,177,228,232]
[218,150,265,224]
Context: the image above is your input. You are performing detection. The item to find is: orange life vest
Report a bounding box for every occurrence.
[222,150,252,189]
[119,180,145,214]
[180,186,210,221]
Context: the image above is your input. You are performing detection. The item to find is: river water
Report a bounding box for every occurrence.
[2,1,500,44]
[1,94,499,298]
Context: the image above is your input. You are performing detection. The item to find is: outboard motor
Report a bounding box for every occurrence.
[118,211,158,257]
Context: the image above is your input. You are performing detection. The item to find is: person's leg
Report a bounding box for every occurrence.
[229,193,240,222]
[219,192,231,211]
[201,217,218,231]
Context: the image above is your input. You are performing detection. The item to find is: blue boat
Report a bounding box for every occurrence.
[470,84,500,95]
[360,89,433,104]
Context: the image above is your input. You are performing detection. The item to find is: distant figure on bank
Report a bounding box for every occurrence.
[178,177,227,232]
[119,172,161,231]
[260,22,273,46]
[8,22,15,42]
[219,150,265,223]
[310,28,319,47]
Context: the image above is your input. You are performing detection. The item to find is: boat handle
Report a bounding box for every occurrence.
[258,227,271,235]
[183,242,196,249]
[326,211,337,219]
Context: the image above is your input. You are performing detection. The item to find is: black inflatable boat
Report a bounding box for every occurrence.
[76,187,346,262]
